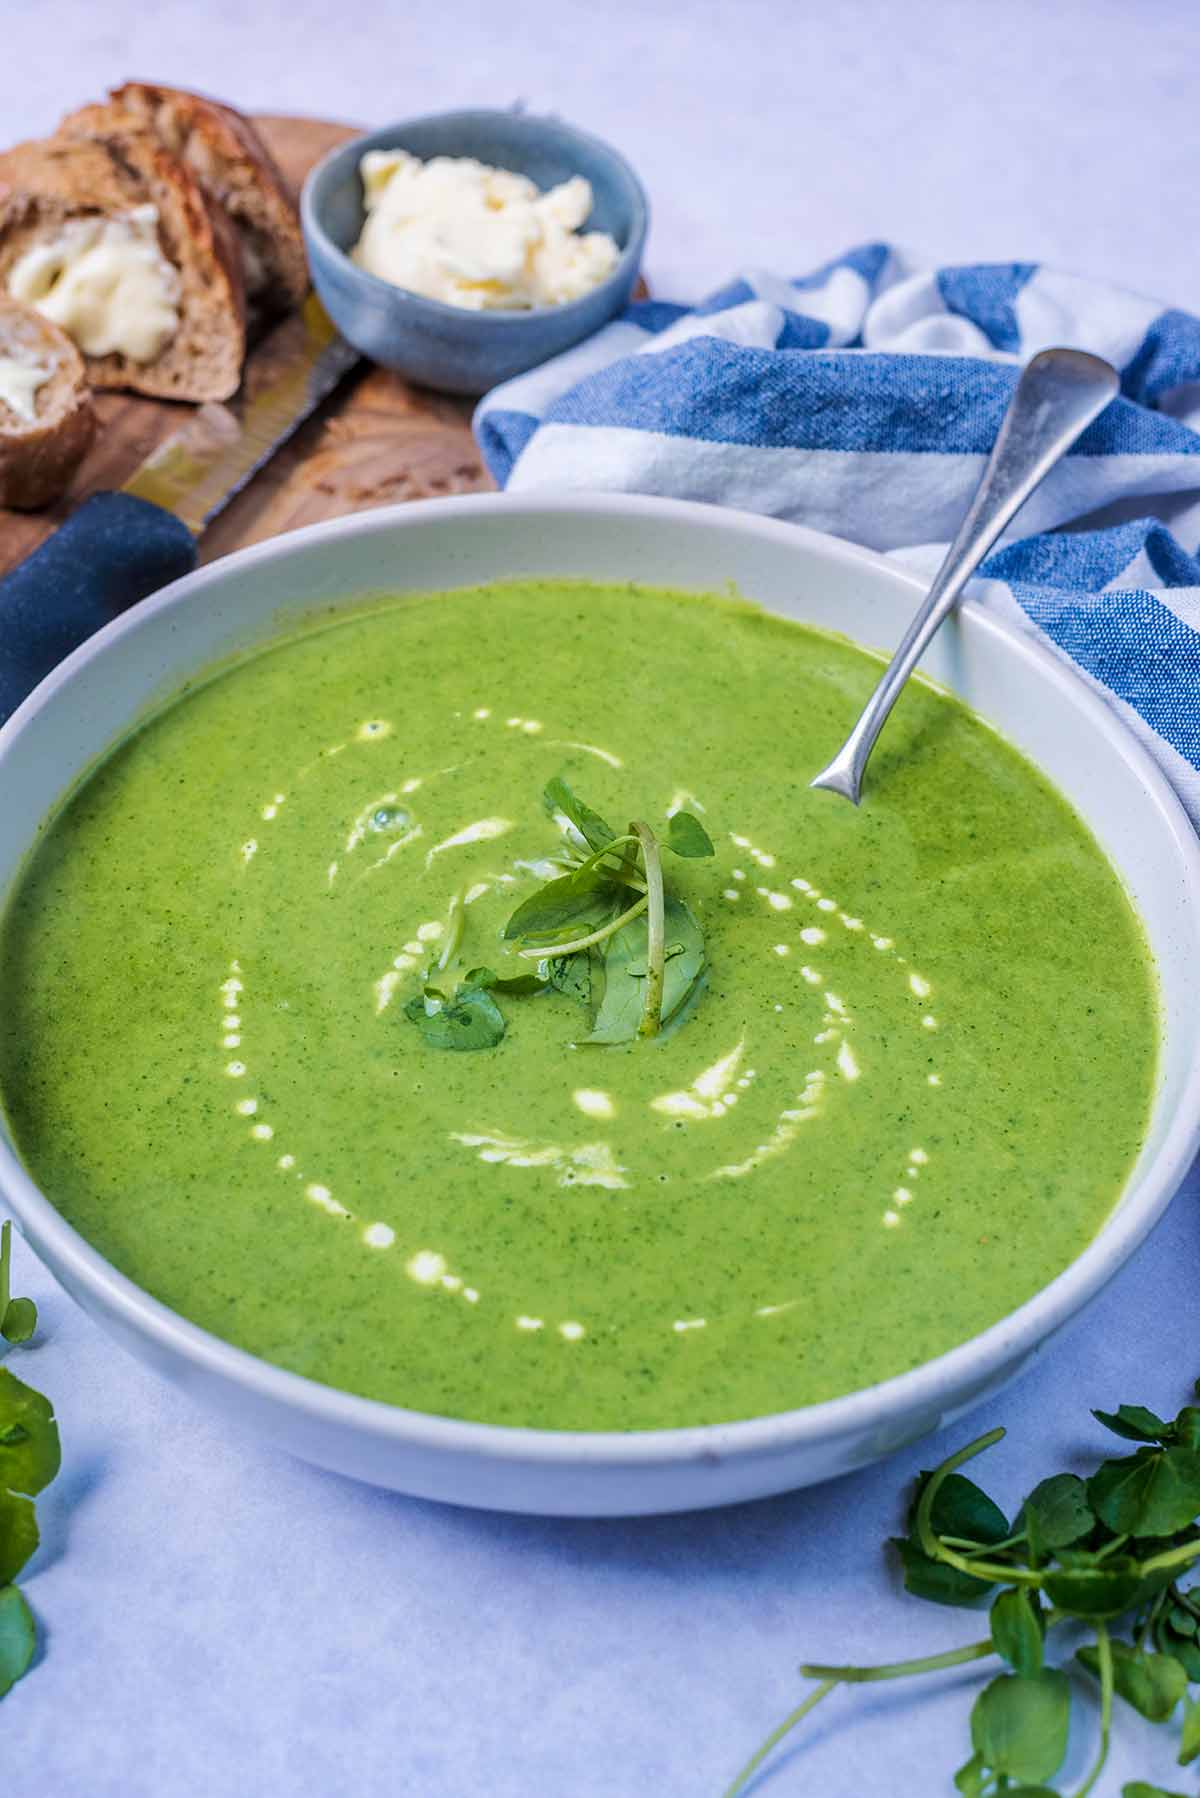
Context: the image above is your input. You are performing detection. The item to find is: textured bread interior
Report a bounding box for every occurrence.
[0,129,246,402]
[81,85,308,315]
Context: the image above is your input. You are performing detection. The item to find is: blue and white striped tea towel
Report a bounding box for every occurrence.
[475,246,1200,826]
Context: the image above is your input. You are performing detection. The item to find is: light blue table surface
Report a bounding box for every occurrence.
[6,1,1200,1791]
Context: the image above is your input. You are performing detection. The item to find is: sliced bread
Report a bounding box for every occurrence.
[0,129,245,402]
[0,294,95,508]
[64,84,307,317]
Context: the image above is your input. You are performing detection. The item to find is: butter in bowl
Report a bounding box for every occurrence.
[301,108,648,395]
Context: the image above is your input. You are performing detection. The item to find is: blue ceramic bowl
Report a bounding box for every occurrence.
[300,109,649,397]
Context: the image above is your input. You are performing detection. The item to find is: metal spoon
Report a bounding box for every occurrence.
[809,346,1120,804]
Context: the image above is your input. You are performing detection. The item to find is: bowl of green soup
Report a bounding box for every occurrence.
[1,494,1197,1516]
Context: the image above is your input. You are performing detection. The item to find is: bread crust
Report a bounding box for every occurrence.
[67,84,308,315]
[0,129,246,402]
[0,295,95,509]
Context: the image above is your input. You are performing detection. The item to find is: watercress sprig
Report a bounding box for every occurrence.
[0,1221,58,1701]
[404,778,714,1052]
[724,1377,1200,1798]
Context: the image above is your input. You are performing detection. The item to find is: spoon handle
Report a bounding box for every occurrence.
[809,347,1120,804]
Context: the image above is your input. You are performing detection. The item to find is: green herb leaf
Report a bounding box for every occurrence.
[1155,1618,1200,1682]
[969,1670,1070,1784]
[464,967,547,996]
[0,1584,35,1699]
[894,1536,997,1609]
[403,985,505,1052]
[1019,1472,1094,1549]
[990,1588,1044,1677]
[0,1489,37,1586]
[0,1370,59,1498]
[502,870,619,946]
[1,1302,36,1347]
[580,894,706,1047]
[1177,1694,1200,1766]
[664,811,714,858]
[1043,1555,1144,1619]
[1088,1447,1200,1537]
[1077,1641,1187,1722]
[1094,1404,1173,1444]
[908,1469,1010,1549]
[1122,1785,1189,1797]
[546,948,599,1008]
[953,1751,987,1795]
[1171,1407,1200,1451]
[543,777,616,853]
[581,914,652,1046]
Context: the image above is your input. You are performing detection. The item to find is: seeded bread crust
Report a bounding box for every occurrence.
[65,84,308,317]
[0,295,95,508]
[0,130,246,402]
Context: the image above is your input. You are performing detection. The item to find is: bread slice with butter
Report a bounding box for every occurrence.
[64,85,307,319]
[0,129,245,402]
[0,294,95,509]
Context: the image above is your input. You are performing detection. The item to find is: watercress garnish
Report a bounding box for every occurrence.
[0,1223,36,1346]
[723,1375,1200,1797]
[403,779,714,1052]
[0,1225,58,1702]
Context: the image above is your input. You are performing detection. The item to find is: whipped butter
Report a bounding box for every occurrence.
[0,355,52,423]
[8,206,181,363]
[352,150,620,311]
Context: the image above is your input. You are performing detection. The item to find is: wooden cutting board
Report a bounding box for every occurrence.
[0,114,497,576]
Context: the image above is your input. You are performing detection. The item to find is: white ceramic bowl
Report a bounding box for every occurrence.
[2,495,1198,1517]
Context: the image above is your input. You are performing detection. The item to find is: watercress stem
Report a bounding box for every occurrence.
[800,1638,996,1683]
[519,893,649,960]
[720,1679,838,1798]
[1137,1535,1200,1577]
[914,1429,1044,1587]
[632,821,665,1038]
[1074,1622,1112,1798]
[570,833,646,893]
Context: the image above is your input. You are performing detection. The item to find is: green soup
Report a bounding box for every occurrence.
[0,581,1157,1429]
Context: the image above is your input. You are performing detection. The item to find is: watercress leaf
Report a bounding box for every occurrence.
[953,1751,987,1795]
[543,778,615,853]
[0,1489,37,1585]
[0,1369,59,1497]
[1019,1473,1094,1549]
[893,1536,997,1608]
[403,986,505,1052]
[0,1584,35,1699]
[1122,1785,1189,1797]
[1088,1447,1200,1537]
[1077,1641,1187,1724]
[546,949,598,1010]
[908,1470,1010,1548]
[1179,1695,1200,1766]
[464,967,547,996]
[664,811,714,858]
[1156,1624,1200,1683]
[1171,1407,1200,1451]
[581,915,648,1046]
[660,896,706,1025]
[1167,1603,1197,1637]
[991,1588,1045,1676]
[1094,1405,1173,1444]
[1,1300,36,1346]
[502,871,619,945]
[1044,1555,1143,1619]
[969,1670,1070,1784]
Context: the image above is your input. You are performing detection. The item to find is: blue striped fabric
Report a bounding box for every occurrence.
[475,247,1200,823]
